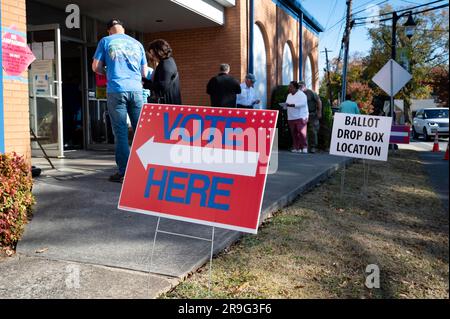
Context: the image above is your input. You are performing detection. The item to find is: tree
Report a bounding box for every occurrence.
[365,5,449,122]
[347,82,375,114]
[428,67,449,107]
[319,53,365,107]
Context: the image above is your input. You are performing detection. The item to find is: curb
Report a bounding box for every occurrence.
[165,157,353,293]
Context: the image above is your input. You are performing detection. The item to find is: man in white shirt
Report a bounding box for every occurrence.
[285,81,309,153]
[237,73,260,109]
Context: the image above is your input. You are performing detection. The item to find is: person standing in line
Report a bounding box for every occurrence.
[92,19,151,183]
[236,73,260,109]
[146,39,182,105]
[285,81,309,154]
[299,81,322,153]
[339,93,360,114]
[206,64,241,108]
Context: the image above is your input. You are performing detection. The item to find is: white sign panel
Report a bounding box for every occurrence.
[43,41,55,60]
[330,113,393,162]
[31,42,43,60]
[31,60,53,96]
[372,59,412,97]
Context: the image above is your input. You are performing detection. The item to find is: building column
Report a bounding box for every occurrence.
[248,0,254,75]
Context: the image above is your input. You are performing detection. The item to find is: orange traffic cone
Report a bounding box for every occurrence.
[432,132,440,152]
[444,143,449,161]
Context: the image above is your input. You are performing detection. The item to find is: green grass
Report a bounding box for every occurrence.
[162,150,449,299]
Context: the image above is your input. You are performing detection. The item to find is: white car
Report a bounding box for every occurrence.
[412,108,449,140]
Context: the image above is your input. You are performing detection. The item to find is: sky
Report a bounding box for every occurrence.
[300,0,447,79]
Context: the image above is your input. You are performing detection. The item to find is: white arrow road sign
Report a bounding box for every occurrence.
[372,59,412,96]
[136,138,260,177]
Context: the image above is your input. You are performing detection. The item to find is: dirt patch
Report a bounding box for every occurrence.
[163,150,449,299]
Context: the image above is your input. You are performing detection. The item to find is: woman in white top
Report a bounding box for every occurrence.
[285,81,309,153]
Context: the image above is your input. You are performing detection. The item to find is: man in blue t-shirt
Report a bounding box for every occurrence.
[92,19,151,183]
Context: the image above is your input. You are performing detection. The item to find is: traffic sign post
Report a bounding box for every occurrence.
[372,59,412,123]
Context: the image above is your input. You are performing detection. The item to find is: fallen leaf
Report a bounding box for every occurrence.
[35,248,48,254]
[6,249,14,257]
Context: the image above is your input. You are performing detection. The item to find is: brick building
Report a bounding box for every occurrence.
[1,0,322,160]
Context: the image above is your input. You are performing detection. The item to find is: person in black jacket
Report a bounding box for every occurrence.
[207,64,241,108]
[145,39,182,105]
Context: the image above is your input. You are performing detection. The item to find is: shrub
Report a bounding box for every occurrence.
[270,85,292,150]
[0,152,35,249]
[318,96,333,150]
[347,82,375,114]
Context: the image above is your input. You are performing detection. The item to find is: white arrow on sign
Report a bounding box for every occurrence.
[372,59,412,97]
[136,138,260,177]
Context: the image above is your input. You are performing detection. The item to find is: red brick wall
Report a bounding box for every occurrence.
[303,27,320,91]
[143,0,320,107]
[254,0,319,93]
[1,0,31,161]
[144,1,244,107]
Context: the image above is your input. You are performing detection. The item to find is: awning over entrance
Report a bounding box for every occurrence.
[34,0,236,32]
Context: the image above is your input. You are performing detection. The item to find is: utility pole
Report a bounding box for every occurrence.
[321,48,333,107]
[341,0,353,102]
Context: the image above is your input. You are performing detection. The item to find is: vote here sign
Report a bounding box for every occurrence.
[330,113,393,161]
[119,104,279,234]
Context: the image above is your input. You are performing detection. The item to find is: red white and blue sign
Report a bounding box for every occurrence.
[390,125,410,144]
[119,104,278,234]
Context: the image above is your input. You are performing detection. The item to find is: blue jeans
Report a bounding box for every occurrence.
[107,91,143,175]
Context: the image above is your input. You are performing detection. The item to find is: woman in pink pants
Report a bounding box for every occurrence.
[285,81,309,153]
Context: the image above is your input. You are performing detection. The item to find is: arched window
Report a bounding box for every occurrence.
[282,43,294,85]
[304,56,313,90]
[253,23,268,109]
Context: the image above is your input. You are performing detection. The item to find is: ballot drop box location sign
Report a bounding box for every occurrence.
[330,113,393,161]
[119,104,278,234]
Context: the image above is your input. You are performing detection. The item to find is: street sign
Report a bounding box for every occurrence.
[1,27,35,76]
[119,104,278,234]
[330,113,393,162]
[390,125,410,144]
[372,59,412,97]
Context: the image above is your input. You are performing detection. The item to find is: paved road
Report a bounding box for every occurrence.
[400,137,449,212]
[400,136,448,152]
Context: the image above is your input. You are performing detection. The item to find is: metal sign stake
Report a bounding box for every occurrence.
[147,217,216,298]
[362,159,370,199]
[340,164,346,199]
[148,216,161,296]
[209,226,216,297]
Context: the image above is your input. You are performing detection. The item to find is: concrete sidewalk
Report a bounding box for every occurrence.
[1,150,349,299]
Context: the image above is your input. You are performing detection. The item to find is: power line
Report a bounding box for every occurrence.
[353,3,449,26]
[325,0,389,34]
[353,0,446,21]
[352,0,390,18]
[319,0,339,42]
[324,0,339,30]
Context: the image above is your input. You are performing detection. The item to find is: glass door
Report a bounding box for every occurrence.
[28,24,64,158]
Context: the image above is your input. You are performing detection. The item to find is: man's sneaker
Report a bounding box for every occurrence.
[309,147,317,154]
[302,148,309,154]
[291,149,300,153]
[109,173,124,183]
